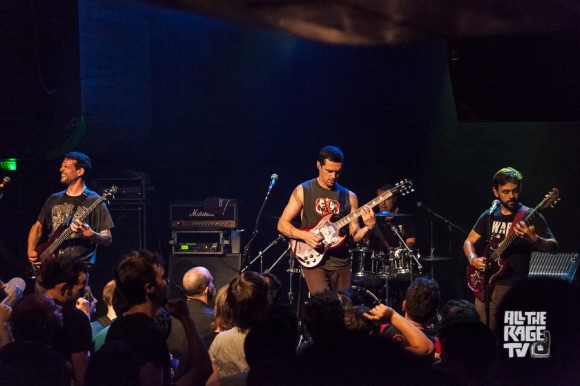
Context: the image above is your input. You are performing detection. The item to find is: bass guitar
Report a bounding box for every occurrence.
[29,186,117,278]
[290,180,414,268]
[467,188,560,301]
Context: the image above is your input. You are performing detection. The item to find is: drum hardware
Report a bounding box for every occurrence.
[420,256,453,280]
[383,218,422,290]
[241,234,286,273]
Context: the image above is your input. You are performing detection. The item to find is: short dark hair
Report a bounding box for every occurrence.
[493,167,523,189]
[64,151,92,177]
[115,250,163,307]
[405,276,440,325]
[227,271,268,330]
[301,291,345,341]
[40,258,88,290]
[317,146,344,165]
[10,293,60,342]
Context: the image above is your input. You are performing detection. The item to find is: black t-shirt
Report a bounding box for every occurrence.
[472,203,554,285]
[106,312,171,386]
[51,302,93,361]
[38,189,114,265]
[0,341,70,386]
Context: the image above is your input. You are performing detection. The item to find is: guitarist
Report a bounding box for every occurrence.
[277,146,376,293]
[27,151,114,286]
[463,167,557,330]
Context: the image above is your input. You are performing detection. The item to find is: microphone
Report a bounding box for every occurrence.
[489,199,500,214]
[268,173,278,192]
[0,177,10,189]
[416,201,423,208]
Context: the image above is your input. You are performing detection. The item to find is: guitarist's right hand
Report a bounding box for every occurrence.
[302,231,323,250]
[470,256,487,271]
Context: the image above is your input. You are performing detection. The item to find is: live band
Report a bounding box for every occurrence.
[18,146,558,328]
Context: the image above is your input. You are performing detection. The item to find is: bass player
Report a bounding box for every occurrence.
[277,145,376,293]
[463,167,557,330]
[27,151,114,287]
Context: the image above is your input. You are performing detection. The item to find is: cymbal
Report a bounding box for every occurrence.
[375,211,411,217]
[421,256,453,262]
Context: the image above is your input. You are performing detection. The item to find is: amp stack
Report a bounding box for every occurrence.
[168,199,241,299]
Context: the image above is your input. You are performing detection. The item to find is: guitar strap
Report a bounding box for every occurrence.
[506,205,528,238]
[65,189,89,226]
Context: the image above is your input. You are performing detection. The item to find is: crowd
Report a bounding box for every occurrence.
[0,249,578,385]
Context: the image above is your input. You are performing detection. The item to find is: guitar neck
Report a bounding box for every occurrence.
[494,203,542,257]
[40,196,107,259]
[334,190,394,229]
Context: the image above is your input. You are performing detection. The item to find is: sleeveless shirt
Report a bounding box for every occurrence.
[301,178,351,269]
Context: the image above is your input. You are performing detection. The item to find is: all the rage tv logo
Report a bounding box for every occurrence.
[503,311,550,358]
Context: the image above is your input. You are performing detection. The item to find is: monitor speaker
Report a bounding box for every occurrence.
[168,254,241,299]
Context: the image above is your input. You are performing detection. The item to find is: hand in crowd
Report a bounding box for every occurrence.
[76,295,97,318]
[165,298,191,321]
[363,304,394,322]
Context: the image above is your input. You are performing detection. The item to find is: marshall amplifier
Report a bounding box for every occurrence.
[170,199,238,230]
[171,231,224,255]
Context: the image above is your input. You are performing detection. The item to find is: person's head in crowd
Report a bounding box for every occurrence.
[226,271,268,331]
[245,303,299,386]
[114,250,167,309]
[439,299,480,326]
[85,341,140,386]
[213,284,234,332]
[404,276,440,326]
[41,259,88,305]
[263,271,283,305]
[9,293,63,343]
[0,278,26,307]
[101,280,116,310]
[437,317,496,383]
[182,266,214,304]
[301,291,346,342]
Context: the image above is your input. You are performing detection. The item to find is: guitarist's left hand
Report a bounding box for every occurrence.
[514,221,537,243]
[71,219,96,240]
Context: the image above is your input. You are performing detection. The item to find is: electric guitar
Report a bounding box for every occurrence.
[290,180,414,268]
[466,188,560,301]
[29,186,117,278]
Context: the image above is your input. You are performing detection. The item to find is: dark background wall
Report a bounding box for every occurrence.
[1,0,579,303]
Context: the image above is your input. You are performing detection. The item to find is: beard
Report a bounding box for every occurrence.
[501,198,519,212]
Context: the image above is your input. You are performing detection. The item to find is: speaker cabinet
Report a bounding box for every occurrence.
[90,205,145,317]
[168,254,241,298]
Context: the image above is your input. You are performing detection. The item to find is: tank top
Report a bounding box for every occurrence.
[301,178,351,269]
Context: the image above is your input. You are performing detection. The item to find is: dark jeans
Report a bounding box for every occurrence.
[302,265,351,294]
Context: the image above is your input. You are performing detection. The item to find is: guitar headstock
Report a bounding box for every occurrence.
[393,179,414,196]
[540,188,560,210]
[103,185,118,200]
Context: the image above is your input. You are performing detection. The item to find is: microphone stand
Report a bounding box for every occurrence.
[241,182,275,271]
[241,234,285,273]
[418,202,468,258]
[483,210,494,327]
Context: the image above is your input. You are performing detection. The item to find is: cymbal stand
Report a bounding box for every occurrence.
[241,234,286,273]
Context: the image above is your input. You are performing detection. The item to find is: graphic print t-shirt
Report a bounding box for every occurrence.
[38,189,114,265]
[301,179,351,269]
[472,203,554,285]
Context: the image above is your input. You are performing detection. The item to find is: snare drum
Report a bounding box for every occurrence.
[350,247,377,277]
